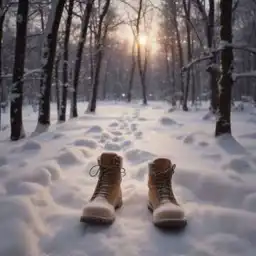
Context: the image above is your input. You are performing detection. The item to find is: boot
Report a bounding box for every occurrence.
[80,152,124,224]
[148,158,187,229]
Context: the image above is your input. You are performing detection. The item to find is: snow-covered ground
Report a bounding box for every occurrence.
[1,101,256,256]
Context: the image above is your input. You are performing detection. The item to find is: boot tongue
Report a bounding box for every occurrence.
[99,153,121,168]
[152,158,172,173]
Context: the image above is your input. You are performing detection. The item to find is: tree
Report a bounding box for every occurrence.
[87,0,111,113]
[10,0,29,140]
[215,0,234,136]
[59,0,74,122]
[35,0,66,133]
[70,0,94,118]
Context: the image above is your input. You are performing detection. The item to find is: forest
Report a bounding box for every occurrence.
[0,0,255,140]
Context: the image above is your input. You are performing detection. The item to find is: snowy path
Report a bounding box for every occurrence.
[1,102,256,256]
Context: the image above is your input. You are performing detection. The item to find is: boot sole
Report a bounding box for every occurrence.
[148,204,187,230]
[80,200,123,225]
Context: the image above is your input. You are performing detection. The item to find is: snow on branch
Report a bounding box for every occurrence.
[182,54,213,72]
[2,68,41,79]
[183,42,256,72]
[218,41,256,55]
[233,71,256,81]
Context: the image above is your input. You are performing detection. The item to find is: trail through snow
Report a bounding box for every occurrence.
[0,102,256,256]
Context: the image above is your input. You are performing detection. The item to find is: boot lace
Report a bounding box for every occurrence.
[153,164,176,202]
[89,164,126,199]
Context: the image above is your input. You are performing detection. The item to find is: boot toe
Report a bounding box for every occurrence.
[81,201,115,223]
[153,203,186,228]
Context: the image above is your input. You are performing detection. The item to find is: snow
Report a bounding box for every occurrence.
[1,101,256,256]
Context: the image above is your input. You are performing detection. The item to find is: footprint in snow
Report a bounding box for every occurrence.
[108,122,119,128]
[198,141,209,147]
[73,139,98,149]
[0,156,8,167]
[130,123,137,132]
[110,130,123,136]
[125,149,156,165]
[104,142,122,151]
[222,158,254,174]
[202,153,222,161]
[134,131,143,139]
[11,140,42,153]
[112,136,124,143]
[85,125,103,134]
[120,140,133,150]
[56,148,85,167]
[183,134,194,144]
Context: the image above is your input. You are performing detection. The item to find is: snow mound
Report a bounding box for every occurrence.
[0,197,45,235]
[36,161,62,181]
[6,181,44,196]
[0,220,41,256]
[52,186,85,209]
[6,169,52,195]
[191,233,253,256]
[1,102,256,256]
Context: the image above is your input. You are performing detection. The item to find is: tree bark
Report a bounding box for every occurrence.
[59,0,74,122]
[207,0,219,113]
[71,0,94,118]
[10,0,29,140]
[55,54,61,116]
[36,0,66,132]
[127,39,136,103]
[215,0,233,136]
[182,0,192,111]
[136,0,148,105]
[0,0,6,129]
[88,0,111,113]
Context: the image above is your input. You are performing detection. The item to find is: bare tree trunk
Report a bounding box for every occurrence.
[35,0,66,133]
[88,25,94,101]
[55,54,61,116]
[59,0,74,122]
[182,0,192,111]
[136,0,148,105]
[71,0,94,118]
[173,3,184,105]
[10,0,29,140]
[207,0,219,113]
[171,37,176,106]
[191,35,196,105]
[0,0,6,129]
[88,0,111,113]
[127,40,136,102]
[215,0,233,136]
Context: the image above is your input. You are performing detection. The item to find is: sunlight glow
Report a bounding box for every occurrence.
[138,34,148,46]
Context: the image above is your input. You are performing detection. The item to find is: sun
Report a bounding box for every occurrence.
[138,34,148,46]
